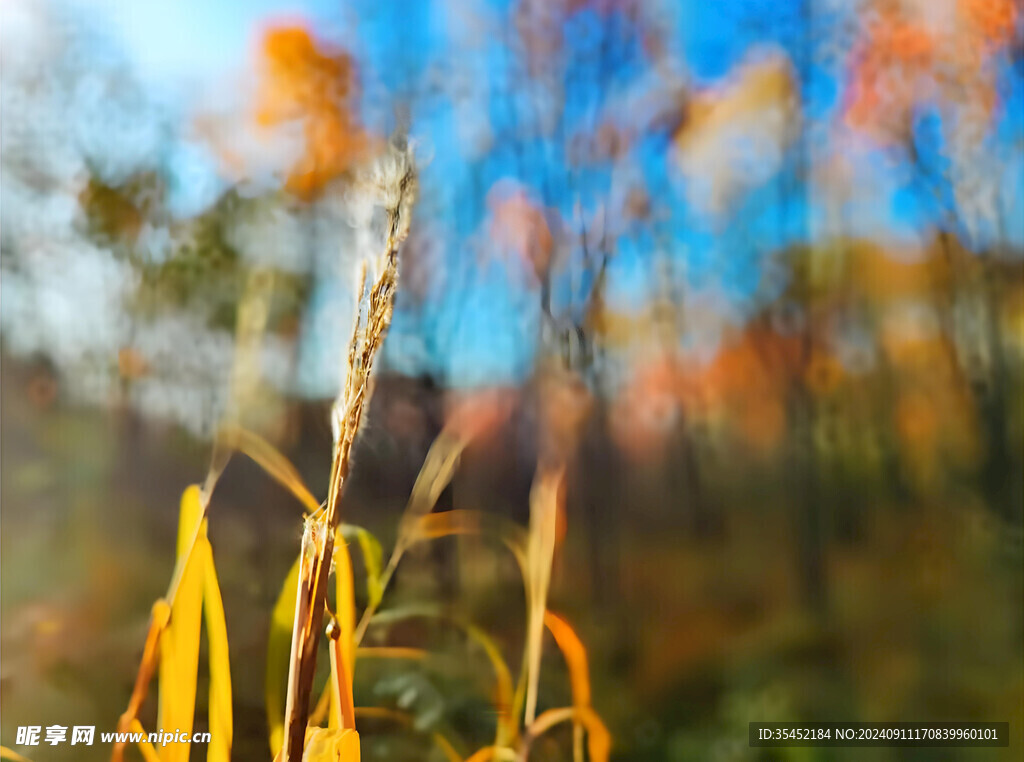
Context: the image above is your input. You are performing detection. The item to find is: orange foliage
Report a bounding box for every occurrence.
[843,6,936,137]
[843,0,1017,143]
[609,355,685,462]
[256,25,374,198]
[444,387,519,443]
[488,184,553,284]
[959,0,1019,48]
[610,329,802,461]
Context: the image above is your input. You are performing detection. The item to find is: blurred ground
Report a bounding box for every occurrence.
[3,352,1021,760]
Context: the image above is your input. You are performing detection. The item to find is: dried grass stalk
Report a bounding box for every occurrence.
[281,138,417,762]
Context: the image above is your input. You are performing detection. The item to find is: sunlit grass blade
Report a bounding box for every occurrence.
[217,424,321,512]
[158,485,206,762]
[201,536,233,762]
[267,554,301,757]
[521,465,565,726]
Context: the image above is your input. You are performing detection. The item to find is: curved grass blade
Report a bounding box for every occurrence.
[368,605,515,745]
[543,612,591,762]
[525,707,610,762]
[352,707,461,762]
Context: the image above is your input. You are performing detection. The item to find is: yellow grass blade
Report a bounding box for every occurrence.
[0,746,33,762]
[129,720,162,762]
[158,486,206,762]
[201,536,233,762]
[267,553,301,757]
[301,727,360,762]
[218,425,321,512]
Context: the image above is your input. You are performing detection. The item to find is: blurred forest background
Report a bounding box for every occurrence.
[2,0,1023,759]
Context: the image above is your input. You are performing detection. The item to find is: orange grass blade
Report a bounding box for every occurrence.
[544,611,591,762]
[201,536,233,762]
[113,599,171,761]
[543,612,591,709]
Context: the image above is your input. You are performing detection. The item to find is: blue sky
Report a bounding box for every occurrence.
[59,0,1024,388]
